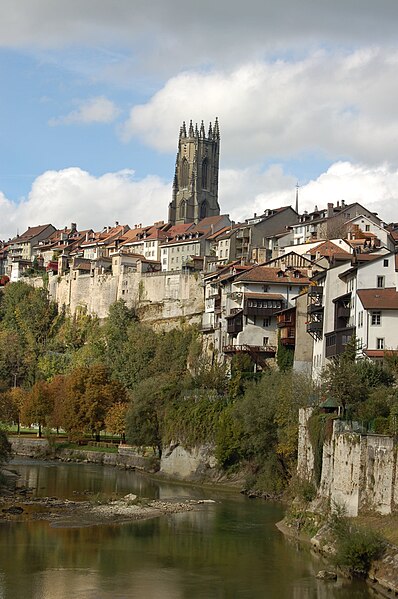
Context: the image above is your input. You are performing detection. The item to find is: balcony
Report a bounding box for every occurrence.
[280,328,295,346]
[325,326,355,358]
[308,285,323,297]
[308,303,323,314]
[223,344,277,356]
[244,296,284,317]
[226,310,243,335]
[307,320,323,334]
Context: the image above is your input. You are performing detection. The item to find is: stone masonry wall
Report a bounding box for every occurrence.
[46,270,204,327]
[298,408,398,516]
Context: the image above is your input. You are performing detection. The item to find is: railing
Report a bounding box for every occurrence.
[223,344,277,354]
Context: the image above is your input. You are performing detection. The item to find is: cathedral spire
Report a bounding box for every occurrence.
[200,120,206,138]
[189,119,194,137]
[181,121,187,138]
[208,121,212,138]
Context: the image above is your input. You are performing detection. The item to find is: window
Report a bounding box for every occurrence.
[263,285,269,292]
[357,310,363,328]
[263,317,271,327]
[371,311,381,325]
[201,158,208,189]
[377,276,385,288]
[384,259,389,267]
[365,225,370,231]
[377,338,385,350]
[263,337,269,346]
[181,158,189,188]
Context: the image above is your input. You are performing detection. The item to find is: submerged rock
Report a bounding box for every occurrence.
[316,570,337,581]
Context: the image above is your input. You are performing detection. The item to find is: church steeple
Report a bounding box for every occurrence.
[168,119,220,225]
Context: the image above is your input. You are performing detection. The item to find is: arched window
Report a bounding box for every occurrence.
[200,200,207,219]
[181,158,189,188]
[202,158,208,189]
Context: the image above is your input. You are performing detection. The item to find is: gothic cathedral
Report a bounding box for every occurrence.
[168,119,220,225]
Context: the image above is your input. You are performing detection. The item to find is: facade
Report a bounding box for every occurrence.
[291,201,382,245]
[168,119,220,226]
[307,251,398,379]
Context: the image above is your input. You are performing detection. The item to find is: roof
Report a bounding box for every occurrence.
[234,265,311,284]
[308,240,349,257]
[9,224,53,244]
[357,288,398,310]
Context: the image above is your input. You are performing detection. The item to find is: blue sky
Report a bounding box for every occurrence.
[2,1,398,239]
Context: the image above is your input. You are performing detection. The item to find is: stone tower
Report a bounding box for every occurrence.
[168,118,220,225]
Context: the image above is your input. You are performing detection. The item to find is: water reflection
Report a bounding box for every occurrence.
[0,459,374,599]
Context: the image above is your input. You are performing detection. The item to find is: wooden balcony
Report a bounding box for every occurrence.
[325,326,355,358]
[223,344,277,356]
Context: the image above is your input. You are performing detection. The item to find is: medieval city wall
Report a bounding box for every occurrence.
[46,270,204,327]
[298,408,398,516]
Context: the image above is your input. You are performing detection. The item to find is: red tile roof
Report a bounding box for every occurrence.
[235,265,310,284]
[357,288,398,310]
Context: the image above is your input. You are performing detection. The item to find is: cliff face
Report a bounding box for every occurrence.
[298,407,398,516]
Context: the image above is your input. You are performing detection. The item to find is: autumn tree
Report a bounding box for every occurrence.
[105,402,128,442]
[63,365,126,441]
[21,381,53,437]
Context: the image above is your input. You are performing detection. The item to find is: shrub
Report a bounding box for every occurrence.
[329,505,385,577]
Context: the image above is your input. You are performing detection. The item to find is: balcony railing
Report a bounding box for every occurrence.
[223,344,277,355]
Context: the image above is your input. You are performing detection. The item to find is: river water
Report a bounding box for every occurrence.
[0,458,375,599]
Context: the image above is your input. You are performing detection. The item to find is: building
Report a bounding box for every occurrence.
[168,119,220,225]
[290,201,382,245]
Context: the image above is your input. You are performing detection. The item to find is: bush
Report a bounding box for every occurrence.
[329,506,385,577]
[0,429,11,465]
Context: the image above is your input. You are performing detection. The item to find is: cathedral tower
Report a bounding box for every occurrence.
[168,118,220,225]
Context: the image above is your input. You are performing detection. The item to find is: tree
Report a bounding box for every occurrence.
[63,365,126,440]
[105,402,128,442]
[21,381,53,437]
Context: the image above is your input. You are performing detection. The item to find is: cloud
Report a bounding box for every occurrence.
[2,161,398,241]
[121,49,398,168]
[0,168,170,240]
[223,161,398,225]
[49,96,120,125]
[1,1,398,77]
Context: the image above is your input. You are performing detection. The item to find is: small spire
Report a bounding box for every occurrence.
[213,117,220,138]
[200,120,206,138]
[181,121,187,137]
[189,119,194,137]
[208,121,212,138]
[195,122,199,137]
[295,182,299,214]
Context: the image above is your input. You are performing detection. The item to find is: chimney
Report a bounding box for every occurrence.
[71,223,77,233]
[327,203,334,218]
[115,221,119,227]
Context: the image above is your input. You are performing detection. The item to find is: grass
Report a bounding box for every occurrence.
[56,442,118,454]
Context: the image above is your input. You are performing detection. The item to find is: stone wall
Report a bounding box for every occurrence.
[10,438,158,471]
[298,408,398,516]
[46,270,204,327]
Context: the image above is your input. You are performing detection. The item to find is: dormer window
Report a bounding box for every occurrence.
[277,270,284,277]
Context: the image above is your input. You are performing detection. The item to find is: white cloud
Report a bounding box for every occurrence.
[223,161,398,225]
[122,49,398,168]
[0,168,170,240]
[49,96,120,126]
[2,161,398,241]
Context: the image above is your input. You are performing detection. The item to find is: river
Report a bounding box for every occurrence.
[0,458,375,599]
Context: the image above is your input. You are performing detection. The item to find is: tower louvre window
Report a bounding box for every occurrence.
[202,158,208,189]
[181,158,189,188]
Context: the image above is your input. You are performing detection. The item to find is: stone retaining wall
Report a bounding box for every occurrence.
[10,438,158,471]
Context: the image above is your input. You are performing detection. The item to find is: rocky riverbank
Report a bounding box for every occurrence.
[277,514,398,598]
[0,481,212,528]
